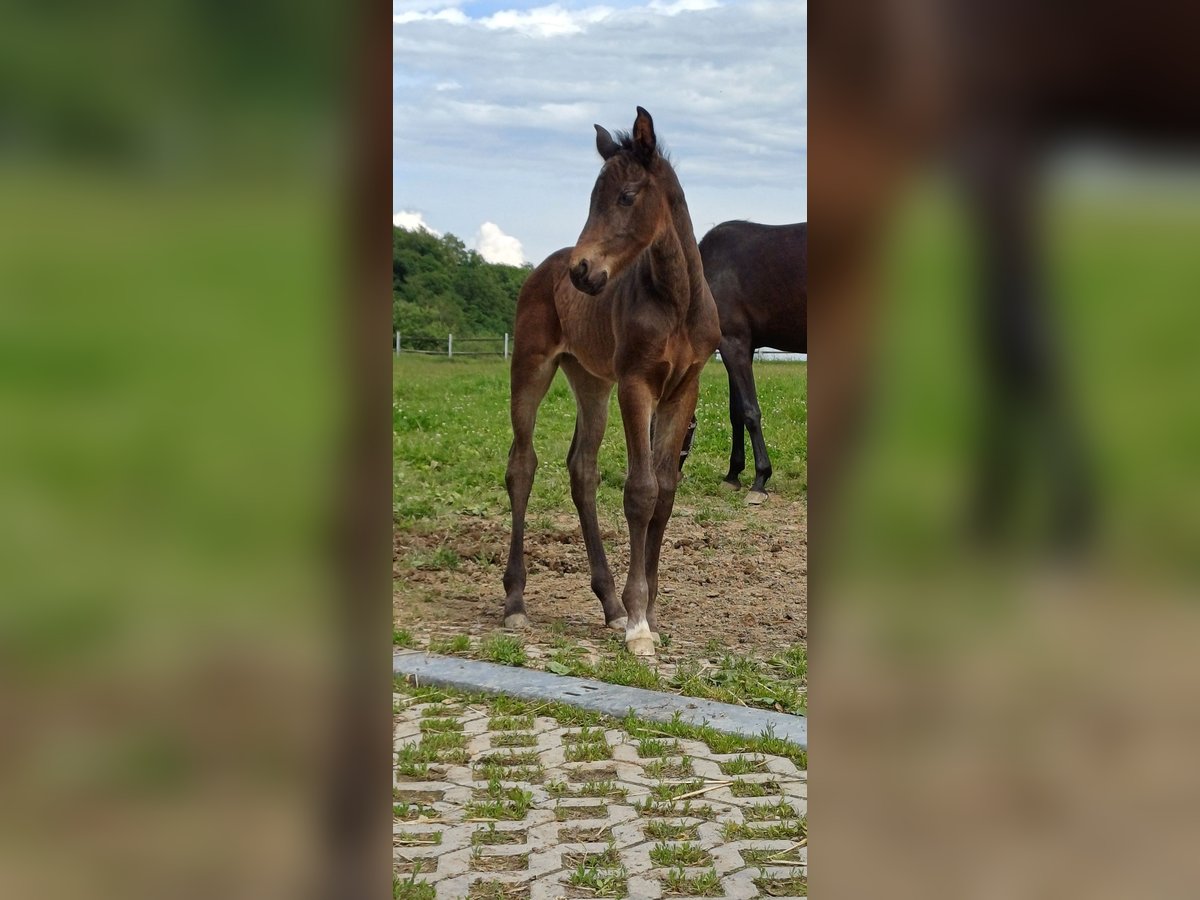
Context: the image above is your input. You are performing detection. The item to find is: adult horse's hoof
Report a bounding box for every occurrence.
[721,479,742,491]
[606,616,628,631]
[503,612,531,629]
[627,636,656,657]
[745,490,767,506]
[651,631,662,645]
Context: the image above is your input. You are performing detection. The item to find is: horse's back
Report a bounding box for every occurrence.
[700,221,806,353]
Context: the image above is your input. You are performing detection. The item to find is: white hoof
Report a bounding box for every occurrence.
[607,616,628,631]
[627,636,656,657]
[503,613,530,629]
[721,480,742,491]
[745,490,767,506]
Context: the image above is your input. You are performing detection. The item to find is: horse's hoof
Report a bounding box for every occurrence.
[651,631,662,645]
[745,490,767,506]
[606,616,628,631]
[627,636,656,657]
[503,612,531,629]
[721,479,742,491]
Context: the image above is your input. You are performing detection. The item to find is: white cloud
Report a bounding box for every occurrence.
[481,4,616,39]
[473,222,527,266]
[393,0,806,262]
[393,210,441,235]
[649,0,721,15]
[393,8,468,25]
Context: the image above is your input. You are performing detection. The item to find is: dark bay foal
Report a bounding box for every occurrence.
[502,108,720,657]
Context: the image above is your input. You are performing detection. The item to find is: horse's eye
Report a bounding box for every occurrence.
[618,191,636,207]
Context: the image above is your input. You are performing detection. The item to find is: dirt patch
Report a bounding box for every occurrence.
[394,496,806,661]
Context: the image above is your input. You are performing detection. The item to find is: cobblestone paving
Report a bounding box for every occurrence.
[394,693,808,899]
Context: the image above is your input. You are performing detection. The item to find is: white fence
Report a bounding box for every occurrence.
[394,332,510,358]
[393,333,806,363]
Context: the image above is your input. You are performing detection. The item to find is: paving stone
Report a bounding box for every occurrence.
[394,695,807,898]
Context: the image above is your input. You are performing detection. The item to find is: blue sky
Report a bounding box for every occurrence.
[393,0,807,265]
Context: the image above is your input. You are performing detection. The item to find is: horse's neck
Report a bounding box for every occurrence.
[645,193,706,313]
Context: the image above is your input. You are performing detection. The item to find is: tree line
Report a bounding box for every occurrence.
[393,226,531,348]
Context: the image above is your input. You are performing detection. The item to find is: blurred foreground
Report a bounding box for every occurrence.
[0,2,388,898]
[812,2,1200,897]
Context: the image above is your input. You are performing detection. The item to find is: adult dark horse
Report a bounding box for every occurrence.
[502,108,721,657]
[700,221,807,502]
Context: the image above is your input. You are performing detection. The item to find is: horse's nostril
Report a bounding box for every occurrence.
[576,259,589,278]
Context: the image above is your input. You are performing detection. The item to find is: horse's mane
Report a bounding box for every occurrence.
[611,130,673,165]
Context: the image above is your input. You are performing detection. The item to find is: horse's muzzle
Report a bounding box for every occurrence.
[569,258,608,295]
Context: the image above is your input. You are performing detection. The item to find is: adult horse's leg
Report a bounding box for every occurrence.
[962,135,1093,547]
[502,351,559,627]
[616,378,658,656]
[723,341,773,499]
[644,374,702,645]
[722,341,747,488]
[676,415,698,473]
[560,359,624,629]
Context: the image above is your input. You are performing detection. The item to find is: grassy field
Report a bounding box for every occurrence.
[393,354,808,713]
[840,178,1200,576]
[393,355,807,530]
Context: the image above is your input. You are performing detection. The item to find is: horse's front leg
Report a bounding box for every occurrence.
[645,375,702,644]
[502,351,559,627]
[617,378,658,656]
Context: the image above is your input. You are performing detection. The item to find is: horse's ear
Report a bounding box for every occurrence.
[595,124,619,160]
[632,106,656,163]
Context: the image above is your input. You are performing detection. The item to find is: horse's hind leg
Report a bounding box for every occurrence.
[721,341,747,488]
[503,352,559,627]
[724,342,773,498]
[561,360,623,628]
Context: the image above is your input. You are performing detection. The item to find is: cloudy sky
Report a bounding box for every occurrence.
[393,0,806,266]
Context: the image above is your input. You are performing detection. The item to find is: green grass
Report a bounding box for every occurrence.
[742,799,800,821]
[428,633,471,654]
[632,798,718,820]
[668,649,806,716]
[566,862,628,898]
[468,880,530,899]
[547,779,628,800]
[419,717,463,733]
[466,780,534,821]
[637,737,683,758]
[754,872,808,897]
[393,355,806,528]
[472,824,526,845]
[394,677,809,775]
[393,801,437,820]
[394,830,442,847]
[489,714,535,731]
[420,705,462,718]
[649,842,710,867]
[648,779,706,802]
[480,634,527,666]
[393,871,436,900]
[393,628,417,648]
[562,847,622,869]
[724,817,807,842]
[718,755,767,776]
[741,848,807,866]
[729,778,781,798]
[643,821,699,841]
[661,866,723,896]
[490,732,538,748]
[643,757,693,779]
